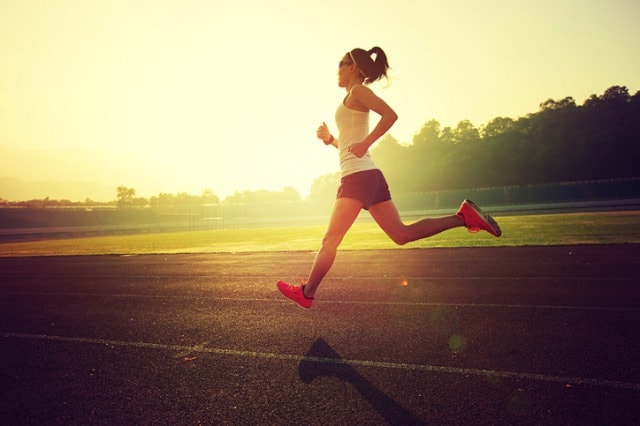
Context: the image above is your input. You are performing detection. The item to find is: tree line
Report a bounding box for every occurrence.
[0,186,303,209]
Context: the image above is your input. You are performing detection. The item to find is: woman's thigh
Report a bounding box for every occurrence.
[324,197,363,242]
[368,200,406,243]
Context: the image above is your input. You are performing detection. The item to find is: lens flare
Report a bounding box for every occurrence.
[448,334,467,353]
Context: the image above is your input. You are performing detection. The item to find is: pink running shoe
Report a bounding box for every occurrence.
[277,280,314,309]
[456,199,502,237]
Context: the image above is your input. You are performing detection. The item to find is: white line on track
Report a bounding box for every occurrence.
[4,332,640,391]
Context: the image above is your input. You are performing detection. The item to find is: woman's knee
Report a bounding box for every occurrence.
[388,229,410,245]
[321,232,344,250]
[381,223,412,245]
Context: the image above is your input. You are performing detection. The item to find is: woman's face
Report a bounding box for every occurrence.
[337,54,355,88]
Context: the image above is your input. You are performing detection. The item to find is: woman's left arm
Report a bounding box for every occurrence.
[349,85,398,158]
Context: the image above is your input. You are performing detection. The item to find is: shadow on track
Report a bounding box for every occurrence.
[299,338,424,426]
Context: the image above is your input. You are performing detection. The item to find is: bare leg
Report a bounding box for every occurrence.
[368,200,464,245]
[304,197,363,298]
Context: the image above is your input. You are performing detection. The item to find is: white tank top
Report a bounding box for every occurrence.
[335,101,377,177]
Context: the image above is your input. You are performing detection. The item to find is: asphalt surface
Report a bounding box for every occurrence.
[1,244,639,425]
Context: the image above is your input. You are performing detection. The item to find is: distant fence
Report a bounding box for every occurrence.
[1,178,638,240]
[392,177,640,212]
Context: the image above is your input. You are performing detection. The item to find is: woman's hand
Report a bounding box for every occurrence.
[316,122,331,144]
[348,140,370,158]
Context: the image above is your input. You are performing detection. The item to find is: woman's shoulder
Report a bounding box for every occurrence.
[347,84,380,111]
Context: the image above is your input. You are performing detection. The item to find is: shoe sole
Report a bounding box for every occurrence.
[464,200,502,237]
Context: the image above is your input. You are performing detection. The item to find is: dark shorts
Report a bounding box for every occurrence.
[336,169,391,210]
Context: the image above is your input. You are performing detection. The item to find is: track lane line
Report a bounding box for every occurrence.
[4,332,640,391]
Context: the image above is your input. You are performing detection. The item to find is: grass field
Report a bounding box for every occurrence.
[1,211,639,257]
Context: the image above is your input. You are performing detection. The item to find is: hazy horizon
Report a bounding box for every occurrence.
[2,0,639,202]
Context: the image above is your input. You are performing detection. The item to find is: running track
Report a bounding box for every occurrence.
[1,245,639,424]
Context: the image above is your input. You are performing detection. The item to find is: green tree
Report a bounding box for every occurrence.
[117,186,136,207]
[117,186,147,208]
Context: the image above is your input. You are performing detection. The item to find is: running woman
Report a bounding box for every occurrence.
[277,47,501,309]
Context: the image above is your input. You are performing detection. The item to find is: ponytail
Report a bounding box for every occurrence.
[349,46,390,85]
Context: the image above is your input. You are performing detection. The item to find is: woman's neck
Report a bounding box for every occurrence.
[345,76,364,92]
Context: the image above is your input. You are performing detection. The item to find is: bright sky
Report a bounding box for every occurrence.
[1,0,639,201]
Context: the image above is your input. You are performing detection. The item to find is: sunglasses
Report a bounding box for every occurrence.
[338,60,353,68]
